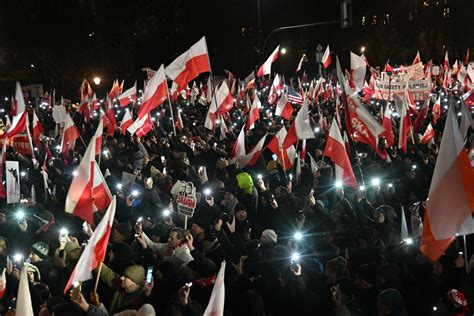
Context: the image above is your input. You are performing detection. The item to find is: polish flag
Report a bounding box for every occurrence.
[0,141,7,199]
[300,139,307,161]
[12,82,26,116]
[0,269,5,299]
[245,94,260,131]
[128,114,153,137]
[420,123,435,144]
[117,82,137,107]
[6,111,27,138]
[420,107,474,261]
[80,79,93,102]
[16,268,34,316]
[65,131,112,224]
[308,153,319,176]
[412,50,421,65]
[282,98,315,149]
[398,98,412,154]
[106,108,117,137]
[381,105,395,147]
[322,45,332,69]
[165,37,211,91]
[65,197,116,294]
[413,98,430,133]
[32,111,43,147]
[206,76,213,103]
[204,97,218,130]
[257,45,280,77]
[176,109,184,130]
[108,79,120,99]
[219,115,228,140]
[432,96,441,124]
[275,93,294,120]
[215,81,234,115]
[120,110,133,134]
[295,54,306,73]
[232,126,246,157]
[235,134,267,168]
[244,71,255,90]
[60,114,80,159]
[268,74,283,104]
[204,261,226,316]
[444,50,449,70]
[90,93,99,112]
[350,52,367,91]
[137,65,168,119]
[94,119,104,156]
[268,126,293,171]
[324,118,357,189]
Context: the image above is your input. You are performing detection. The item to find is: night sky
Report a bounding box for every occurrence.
[0,0,473,97]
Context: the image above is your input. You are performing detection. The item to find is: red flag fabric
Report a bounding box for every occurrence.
[94,119,104,156]
[275,94,294,120]
[176,110,184,130]
[421,123,435,144]
[324,118,357,189]
[257,45,280,77]
[245,95,260,131]
[117,82,137,107]
[6,111,27,139]
[420,107,474,260]
[268,74,283,104]
[128,114,153,138]
[65,197,116,294]
[0,269,5,299]
[106,109,117,137]
[322,45,332,69]
[32,111,43,147]
[381,106,395,148]
[235,134,267,168]
[432,96,441,124]
[282,98,314,149]
[267,126,293,171]
[412,51,421,65]
[232,126,246,157]
[215,82,234,115]
[60,114,80,159]
[137,65,168,119]
[120,110,133,135]
[165,37,211,91]
[398,97,412,154]
[413,98,429,133]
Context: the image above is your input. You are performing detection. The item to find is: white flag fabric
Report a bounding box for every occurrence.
[16,268,34,316]
[204,261,226,316]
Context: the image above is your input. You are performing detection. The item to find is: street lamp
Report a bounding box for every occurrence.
[280,47,287,55]
[360,46,366,53]
[93,77,101,85]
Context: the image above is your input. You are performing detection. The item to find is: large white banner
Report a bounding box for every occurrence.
[5,161,20,204]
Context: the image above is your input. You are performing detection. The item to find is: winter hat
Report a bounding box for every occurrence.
[236,172,254,195]
[123,265,145,285]
[377,289,406,315]
[38,211,55,223]
[114,222,132,238]
[234,202,247,213]
[111,242,133,261]
[149,223,169,240]
[64,241,81,254]
[133,151,144,160]
[191,215,208,231]
[447,289,468,312]
[326,257,348,278]
[261,229,278,245]
[31,241,49,259]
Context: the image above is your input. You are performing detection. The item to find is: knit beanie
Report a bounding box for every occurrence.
[261,229,277,244]
[123,265,145,285]
[114,222,132,238]
[31,241,49,259]
[236,172,254,195]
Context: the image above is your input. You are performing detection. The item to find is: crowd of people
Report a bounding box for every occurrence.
[0,55,473,316]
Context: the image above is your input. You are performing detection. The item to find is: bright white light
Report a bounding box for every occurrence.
[203,188,211,195]
[432,306,437,311]
[30,64,35,68]
[163,209,171,217]
[404,238,413,245]
[359,185,366,191]
[116,183,122,190]
[103,149,109,155]
[371,178,380,186]
[56,145,61,151]
[291,252,300,262]
[457,112,462,117]
[280,47,287,55]
[314,127,320,133]
[257,174,263,179]
[388,183,393,188]
[93,77,101,85]
[4,97,8,101]
[20,171,26,177]
[412,165,417,170]
[335,181,343,188]
[13,253,23,262]
[132,190,139,197]
[16,210,25,220]
[72,170,78,177]
[294,232,303,241]
[60,228,68,235]
[360,46,366,53]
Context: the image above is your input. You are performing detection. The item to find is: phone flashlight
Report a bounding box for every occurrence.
[371,178,380,186]
[294,231,303,241]
[16,210,25,221]
[116,183,122,190]
[257,174,263,180]
[162,209,171,217]
[132,190,139,197]
[137,217,143,223]
[146,266,153,284]
[203,188,211,196]
[13,253,23,263]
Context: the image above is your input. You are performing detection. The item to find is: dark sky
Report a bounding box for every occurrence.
[0,0,472,96]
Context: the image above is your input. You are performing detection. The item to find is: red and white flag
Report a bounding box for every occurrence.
[60,114,80,159]
[420,107,474,261]
[120,110,133,134]
[90,93,99,112]
[215,81,234,115]
[257,45,280,77]
[420,123,435,144]
[268,74,283,104]
[412,50,421,65]
[203,261,226,316]
[381,105,395,147]
[232,126,246,157]
[65,196,117,294]
[12,82,26,116]
[324,118,357,189]
[165,37,211,91]
[32,111,43,147]
[176,109,184,130]
[443,50,450,70]
[65,130,112,224]
[0,269,5,299]
[235,134,267,168]
[106,108,117,137]
[268,126,293,171]
[308,153,319,176]
[282,98,315,149]
[322,45,332,69]
[204,97,218,130]
[300,139,307,161]
[6,111,27,138]
[295,54,306,73]
[398,97,412,154]
[275,93,294,120]
[245,94,261,131]
[117,82,137,107]
[137,65,167,119]
[0,141,7,199]
[17,268,34,316]
[80,79,93,102]
[350,52,367,91]
[94,119,104,156]
[128,113,153,138]
[244,71,255,90]
[432,96,441,124]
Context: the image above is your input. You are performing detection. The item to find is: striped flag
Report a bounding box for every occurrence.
[287,86,303,105]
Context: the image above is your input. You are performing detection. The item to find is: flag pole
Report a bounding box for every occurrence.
[463,235,469,274]
[94,261,103,295]
[184,215,188,230]
[164,80,177,135]
[279,147,286,171]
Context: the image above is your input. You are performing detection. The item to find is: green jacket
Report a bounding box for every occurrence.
[98,264,146,314]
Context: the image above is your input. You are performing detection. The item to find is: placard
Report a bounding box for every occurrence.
[5,161,20,204]
[175,181,197,217]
